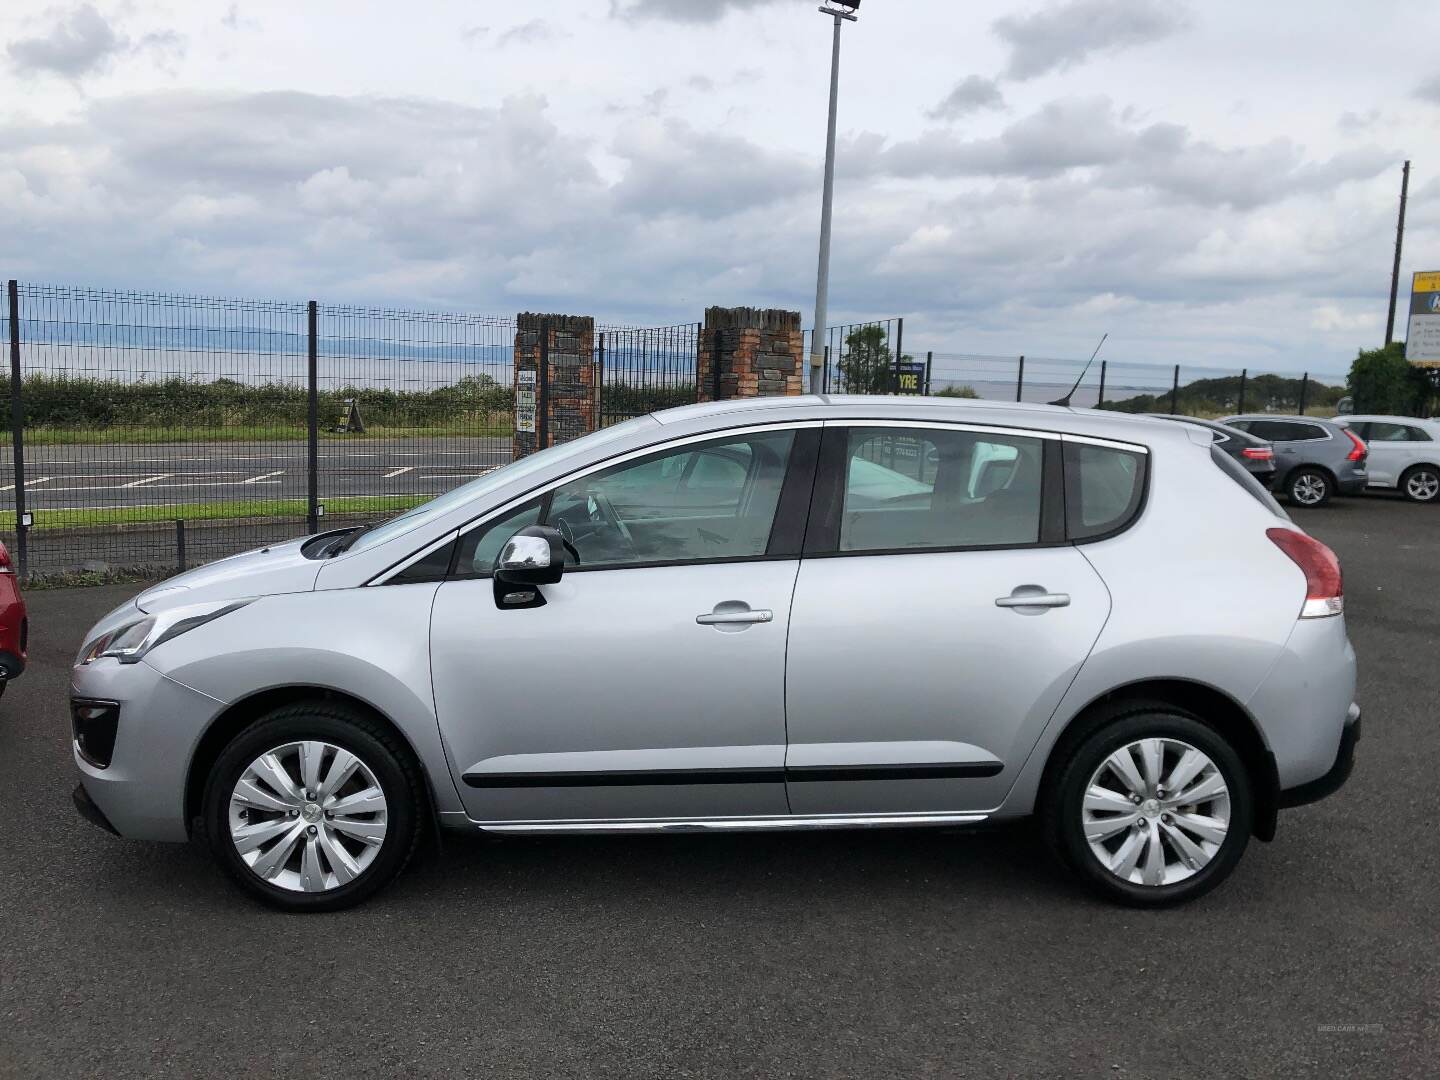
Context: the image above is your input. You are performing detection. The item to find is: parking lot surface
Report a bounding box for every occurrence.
[1,496,1436,1078]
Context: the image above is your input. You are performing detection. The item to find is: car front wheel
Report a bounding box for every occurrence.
[1044,707,1252,906]
[202,703,423,912]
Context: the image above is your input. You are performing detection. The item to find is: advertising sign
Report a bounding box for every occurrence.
[515,369,537,434]
[894,362,927,395]
[1406,271,1440,365]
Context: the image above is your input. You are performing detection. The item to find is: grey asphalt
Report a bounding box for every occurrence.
[0,437,513,511]
[1,496,1436,1078]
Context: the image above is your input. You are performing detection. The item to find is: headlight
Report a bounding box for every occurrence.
[77,599,254,665]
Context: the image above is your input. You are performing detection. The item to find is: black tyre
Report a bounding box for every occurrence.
[201,702,423,912]
[1399,464,1440,504]
[1285,467,1331,507]
[1043,707,1252,907]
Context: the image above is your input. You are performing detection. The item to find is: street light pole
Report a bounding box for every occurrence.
[809,3,858,394]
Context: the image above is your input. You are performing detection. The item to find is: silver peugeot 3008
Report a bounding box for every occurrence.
[70,397,1360,911]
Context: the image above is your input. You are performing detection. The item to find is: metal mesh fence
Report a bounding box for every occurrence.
[597,323,700,427]
[315,305,515,534]
[3,284,312,576]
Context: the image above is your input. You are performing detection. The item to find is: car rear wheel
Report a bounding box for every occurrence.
[1044,708,1252,906]
[1286,468,1331,507]
[201,703,423,912]
[1400,465,1440,503]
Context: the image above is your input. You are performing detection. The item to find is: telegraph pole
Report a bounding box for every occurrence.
[1385,160,1410,347]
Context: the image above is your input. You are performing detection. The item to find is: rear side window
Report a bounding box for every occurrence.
[1210,445,1286,517]
[1064,441,1147,541]
[835,427,1045,552]
[1246,420,1326,442]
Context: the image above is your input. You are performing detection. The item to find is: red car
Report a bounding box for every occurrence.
[0,540,26,698]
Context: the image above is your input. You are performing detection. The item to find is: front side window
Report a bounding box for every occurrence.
[1065,441,1148,541]
[455,430,795,574]
[835,427,1044,552]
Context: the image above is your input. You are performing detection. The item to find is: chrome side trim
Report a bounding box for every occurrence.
[473,811,989,835]
[1060,432,1151,454]
[835,418,1059,440]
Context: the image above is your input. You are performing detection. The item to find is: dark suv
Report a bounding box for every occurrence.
[1220,415,1368,507]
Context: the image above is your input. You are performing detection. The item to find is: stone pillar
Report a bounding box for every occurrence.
[513,312,596,459]
[696,306,804,402]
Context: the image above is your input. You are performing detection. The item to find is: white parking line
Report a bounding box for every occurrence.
[1,476,49,491]
[242,470,287,484]
[122,473,173,488]
[383,466,415,478]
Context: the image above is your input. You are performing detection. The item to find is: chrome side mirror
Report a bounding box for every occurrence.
[493,525,565,608]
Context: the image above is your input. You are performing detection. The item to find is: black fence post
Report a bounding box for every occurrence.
[306,301,319,534]
[6,280,27,579]
[596,332,605,421]
[1237,368,1248,414]
[538,318,551,449]
[1016,355,1025,402]
[175,519,187,572]
[924,351,933,396]
[1169,364,1180,414]
[891,318,904,395]
[1298,373,1309,415]
[822,344,830,394]
[1097,359,1107,409]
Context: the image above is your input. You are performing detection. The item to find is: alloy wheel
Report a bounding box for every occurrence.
[1404,469,1440,502]
[1081,737,1231,888]
[1292,473,1327,506]
[227,741,388,893]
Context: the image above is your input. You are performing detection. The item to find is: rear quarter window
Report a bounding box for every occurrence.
[1063,441,1148,541]
[1210,445,1287,518]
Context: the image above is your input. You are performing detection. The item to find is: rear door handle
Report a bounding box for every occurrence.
[995,588,1070,610]
[697,609,773,625]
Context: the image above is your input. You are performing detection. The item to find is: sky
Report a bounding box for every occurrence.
[2,0,1438,375]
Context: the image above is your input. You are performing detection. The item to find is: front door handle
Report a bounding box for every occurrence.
[995,587,1070,611]
[697,601,773,628]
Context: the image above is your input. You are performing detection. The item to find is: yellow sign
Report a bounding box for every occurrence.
[1415,272,1440,293]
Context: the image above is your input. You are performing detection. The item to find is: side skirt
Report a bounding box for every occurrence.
[471,811,990,836]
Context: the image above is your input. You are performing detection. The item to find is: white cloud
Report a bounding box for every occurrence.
[6,3,123,78]
[927,76,1005,121]
[994,0,1190,80]
[611,0,793,24]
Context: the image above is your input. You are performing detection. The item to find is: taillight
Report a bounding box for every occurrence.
[1267,527,1342,618]
[1342,428,1366,462]
[1241,447,1273,461]
[0,541,11,575]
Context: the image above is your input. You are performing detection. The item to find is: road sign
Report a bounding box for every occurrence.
[515,369,537,434]
[334,398,366,434]
[1407,271,1440,365]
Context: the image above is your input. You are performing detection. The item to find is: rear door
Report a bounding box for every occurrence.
[782,422,1118,816]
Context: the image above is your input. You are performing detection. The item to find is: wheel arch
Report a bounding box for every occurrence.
[1037,677,1280,841]
[184,685,442,843]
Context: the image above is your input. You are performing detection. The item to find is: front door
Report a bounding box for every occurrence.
[784,423,1113,815]
[431,425,814,823]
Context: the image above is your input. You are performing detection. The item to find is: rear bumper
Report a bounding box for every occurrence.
[1337,474,1369,496]
[1278,704,1360,809]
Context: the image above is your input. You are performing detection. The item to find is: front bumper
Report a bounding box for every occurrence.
[70,657,224,842]
[73,783,120,836]
[1279,704,1360,809]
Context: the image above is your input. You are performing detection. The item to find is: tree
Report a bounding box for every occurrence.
[1348,343,1426,415]
[836,325,912,394]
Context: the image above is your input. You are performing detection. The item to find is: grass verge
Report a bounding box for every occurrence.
[27,495,429,530]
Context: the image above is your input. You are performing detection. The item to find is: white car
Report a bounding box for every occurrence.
[1335,415,1440,503]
